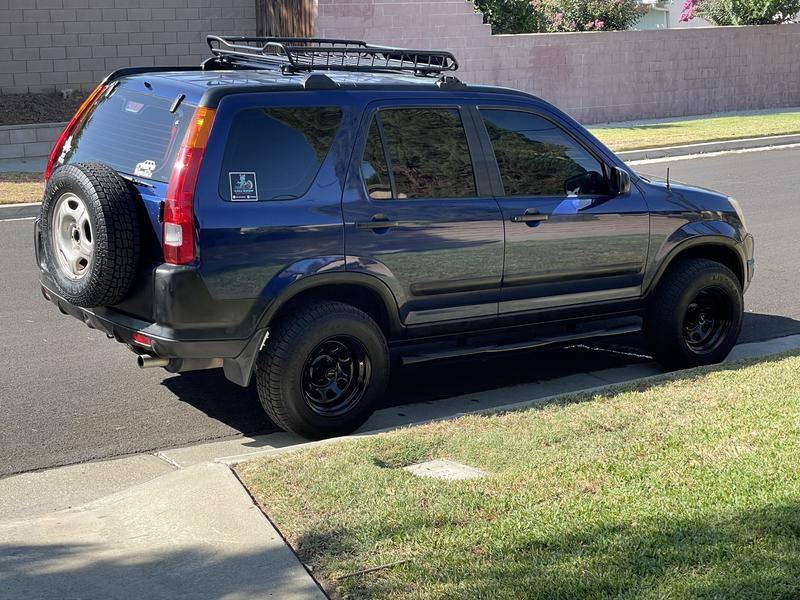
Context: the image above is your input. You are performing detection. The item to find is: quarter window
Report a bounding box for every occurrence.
[363,108,476,200]
[481,109,608,197]
[361,118,392,200]
[218,106,343,201]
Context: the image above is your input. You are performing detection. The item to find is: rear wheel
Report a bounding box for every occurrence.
[645,258,743,370]
[255,301,389,439]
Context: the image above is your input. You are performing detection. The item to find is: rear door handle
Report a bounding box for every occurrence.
[355,215,400,231]
[510,209,548,224]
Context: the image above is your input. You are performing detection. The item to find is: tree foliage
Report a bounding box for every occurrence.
[474,0,646,33]
[680,0,800,24]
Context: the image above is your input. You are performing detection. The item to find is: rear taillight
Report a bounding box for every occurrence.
[163,106,215,265]
[44,83,106,182]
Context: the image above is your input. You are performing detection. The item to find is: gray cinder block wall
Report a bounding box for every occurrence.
[0,0,256,95]
[316,0,800,123]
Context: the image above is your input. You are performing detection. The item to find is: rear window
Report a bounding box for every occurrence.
[61,88,195,183]
[218,106,343,201]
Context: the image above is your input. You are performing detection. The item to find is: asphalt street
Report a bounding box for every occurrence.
[1,146,798,476]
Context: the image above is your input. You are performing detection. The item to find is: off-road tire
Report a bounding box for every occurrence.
[255,301,389,439]
[645,258,743,370]
[40,162,140,307]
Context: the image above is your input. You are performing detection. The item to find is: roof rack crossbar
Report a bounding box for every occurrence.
[206,35,458,76]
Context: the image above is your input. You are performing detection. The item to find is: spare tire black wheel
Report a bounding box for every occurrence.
[40,162,140,308]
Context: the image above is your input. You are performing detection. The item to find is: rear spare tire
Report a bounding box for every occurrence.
[40,162,140,308]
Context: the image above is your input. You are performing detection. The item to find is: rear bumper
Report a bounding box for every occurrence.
[40,285,266,387]
[36,214,265,386]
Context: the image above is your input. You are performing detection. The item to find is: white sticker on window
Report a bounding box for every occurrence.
[57,135,72,165]
[134,160,156,179]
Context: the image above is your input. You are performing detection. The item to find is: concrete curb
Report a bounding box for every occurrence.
[617,133,800,161]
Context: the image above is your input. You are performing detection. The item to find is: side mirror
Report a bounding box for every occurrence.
[611,167,631,196]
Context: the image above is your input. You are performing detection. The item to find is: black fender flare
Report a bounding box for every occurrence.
[643,234,747,297]
[223,272,404,387]
[257,271,404,335]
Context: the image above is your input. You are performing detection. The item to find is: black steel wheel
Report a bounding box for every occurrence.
[255,300,389,439]
[645,258,743,370]
[682,287,733,354]
[302,336,371,417]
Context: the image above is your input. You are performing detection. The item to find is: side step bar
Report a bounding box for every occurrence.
[400,323,641,366]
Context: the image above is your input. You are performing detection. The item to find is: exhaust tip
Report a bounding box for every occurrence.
[137,355,170,369]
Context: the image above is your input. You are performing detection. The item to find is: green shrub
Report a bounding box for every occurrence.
[474,0,646,33]
[681,0,800,24]
[473,0,548,33]
[544,0,648,31]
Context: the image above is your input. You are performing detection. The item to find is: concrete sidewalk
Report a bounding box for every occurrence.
[2,332,800,600]
[0,462,325,600]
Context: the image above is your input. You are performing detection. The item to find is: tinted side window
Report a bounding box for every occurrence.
[481,109,608,197]
[361,117,392,200]
[218,106,342,201]
[379,108,476,199]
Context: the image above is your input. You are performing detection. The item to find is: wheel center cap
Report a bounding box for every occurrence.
[326,368,336,379]
[71,226,80,243]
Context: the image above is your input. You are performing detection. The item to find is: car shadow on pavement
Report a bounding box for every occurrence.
[160,312,800,439]
[160,342,648,439]
[739,311,800,343]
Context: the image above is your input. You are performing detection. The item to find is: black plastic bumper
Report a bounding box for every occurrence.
[40,285,265,387]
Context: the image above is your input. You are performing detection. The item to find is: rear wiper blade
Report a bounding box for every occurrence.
[119,173,155,188]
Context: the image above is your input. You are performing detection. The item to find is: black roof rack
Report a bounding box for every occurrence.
[205,35,459,76]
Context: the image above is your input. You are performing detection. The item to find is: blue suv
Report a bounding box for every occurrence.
[35,36,754,438]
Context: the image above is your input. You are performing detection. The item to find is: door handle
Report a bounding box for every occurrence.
[355,215,400,231]
[510,210,549,224]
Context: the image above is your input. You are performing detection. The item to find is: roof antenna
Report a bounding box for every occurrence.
[666,167,671,191]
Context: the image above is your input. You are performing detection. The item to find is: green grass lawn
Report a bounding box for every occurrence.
[238,353,800,599]
[590,111,800,152]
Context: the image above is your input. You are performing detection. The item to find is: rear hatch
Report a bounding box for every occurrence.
[55,78,198,320]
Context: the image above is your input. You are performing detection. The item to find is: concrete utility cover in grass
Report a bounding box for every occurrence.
[403,459,488,481]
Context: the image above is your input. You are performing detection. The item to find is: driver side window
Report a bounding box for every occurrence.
[481,109,608,197]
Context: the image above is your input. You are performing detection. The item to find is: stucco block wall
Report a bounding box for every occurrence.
[316,0,800,123]
[0,0,256,94]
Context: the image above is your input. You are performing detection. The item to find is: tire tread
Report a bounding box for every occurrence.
[41,162,140,307]
[255,301,387,436]
[645,258,741,369]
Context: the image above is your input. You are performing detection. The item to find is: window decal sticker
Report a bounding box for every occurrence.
[57,135,72,165]
[229,172,258,201]
[125,100,145,113]
[134,160,156,179]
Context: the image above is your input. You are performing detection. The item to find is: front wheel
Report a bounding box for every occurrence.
[255,301,389,439]
[645,258,743,370]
